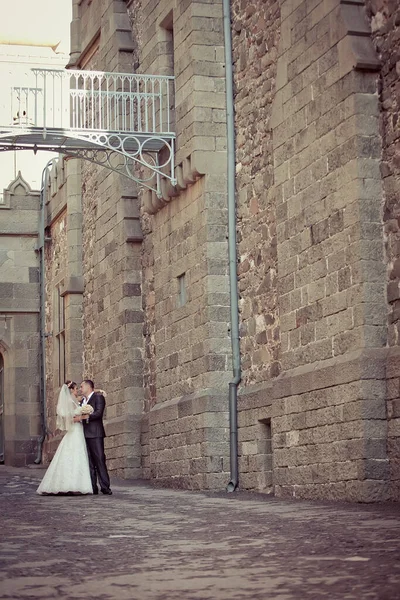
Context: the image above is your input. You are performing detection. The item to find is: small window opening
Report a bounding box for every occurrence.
[257,418,273,493]
[160,11,174,76]
[178,273,186,307]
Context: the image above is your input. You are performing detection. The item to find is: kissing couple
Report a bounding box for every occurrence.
[37,379,112,496]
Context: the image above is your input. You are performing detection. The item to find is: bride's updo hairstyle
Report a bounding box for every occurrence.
[66,380,77,390]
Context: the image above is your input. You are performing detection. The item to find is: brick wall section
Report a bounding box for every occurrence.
[80,135,144,478]
[0,175,41,465]
[136,0,231,488]
[143,178,231,489]
[232,0,281,388]
[140,210,154,477]
[68,0,144,479]
[366,0,400,500]
[230,0,281,492]
[270,0,387,501]
[44,173,68,445]
[81,161,99,382]
[125,0,155,476]
[43,159,83,463]
[386,350,400,499]
[274,11,385,373]
[233,0,391,501]
[149,180,230,403]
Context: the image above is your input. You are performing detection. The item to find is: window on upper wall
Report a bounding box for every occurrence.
[78,31,100,70]
[159,10,175,133]
[160,11,175,76]
[55,286,66,387]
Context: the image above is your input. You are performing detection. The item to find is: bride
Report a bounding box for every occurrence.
[37,380,93,495]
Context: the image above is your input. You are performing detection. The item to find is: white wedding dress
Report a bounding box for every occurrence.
[37,402,93,495]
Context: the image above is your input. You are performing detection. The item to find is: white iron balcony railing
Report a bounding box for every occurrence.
[0,68,176,195]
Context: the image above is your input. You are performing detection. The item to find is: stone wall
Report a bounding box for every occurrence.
[43,157,86,462]
[0,174,40,466]
[51,0,400,500]
[136,0,232,489]
[231,0,281,492]
[232,0,281,388]
[68,0,144,478]
[143,180,230,489]
[235,0,392,501]
[366,0,400,499]
[44,163,68,444]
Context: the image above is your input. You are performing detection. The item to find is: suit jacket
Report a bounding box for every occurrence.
[81,392,106,439]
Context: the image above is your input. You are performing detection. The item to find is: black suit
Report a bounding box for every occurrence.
[81,392,111,494]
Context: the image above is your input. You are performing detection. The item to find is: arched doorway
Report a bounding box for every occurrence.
[0,353,3,463]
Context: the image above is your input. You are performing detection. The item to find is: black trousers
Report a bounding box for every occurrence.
[85,437,111,493]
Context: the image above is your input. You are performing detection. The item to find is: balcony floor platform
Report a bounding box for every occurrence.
[0,127,174,153]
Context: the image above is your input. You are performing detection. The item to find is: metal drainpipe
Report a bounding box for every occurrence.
[223,0,241,493]
[35,158,56,464]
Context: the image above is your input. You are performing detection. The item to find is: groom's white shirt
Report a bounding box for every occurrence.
[82,391,94,405]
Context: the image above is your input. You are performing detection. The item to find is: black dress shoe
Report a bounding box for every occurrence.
[93,489,99,495]
[101,489,112,495]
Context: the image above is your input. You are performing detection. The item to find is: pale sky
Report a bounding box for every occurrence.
[0,0,72,52]
[0,0,72,191]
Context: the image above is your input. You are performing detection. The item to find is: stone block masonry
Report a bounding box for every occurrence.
[137,0,232,488]
[29,0,400,500]
[43,158,85,463]
[141,178,231,487]
[54,0,144,478]
[44,166,68,447]
[234,0,395,502]
[0,174,41,466]
[231,0,281,386]
[366,0,400,500]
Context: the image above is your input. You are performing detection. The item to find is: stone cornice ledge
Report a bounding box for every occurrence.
[336,0,381,75]
[143,150,227,215]
[60,276,84,296]
[238,347,390,410]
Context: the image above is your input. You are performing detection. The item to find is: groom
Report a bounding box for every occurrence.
[78,379,112,495]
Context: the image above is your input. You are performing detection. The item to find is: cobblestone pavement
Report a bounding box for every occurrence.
[1,466,400,600]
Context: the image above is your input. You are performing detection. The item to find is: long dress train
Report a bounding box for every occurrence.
[37,405,93,495]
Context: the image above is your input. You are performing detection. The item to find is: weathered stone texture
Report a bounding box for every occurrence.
[19,0,400,500]
[80,143,144,478]
[153,180,229,402]
[386,347,400,499]
[42,158,85,463]
[0,175,41,466]
[365,1,400,340]
[273,4,385,374]
[236,0,390,501]
[142,177,231,485]
[72,2,144,478]
[232,0,281,386]
[81,162,99,381]
[134,0,231,487]
[44,206,67,441]
[145,391,230,490]
[272,360,388,502]
[365,0,400,500]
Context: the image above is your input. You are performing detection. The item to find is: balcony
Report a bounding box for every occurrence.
[0,69,176,195]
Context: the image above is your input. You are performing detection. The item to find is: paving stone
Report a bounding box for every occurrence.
[1,466,400,600]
